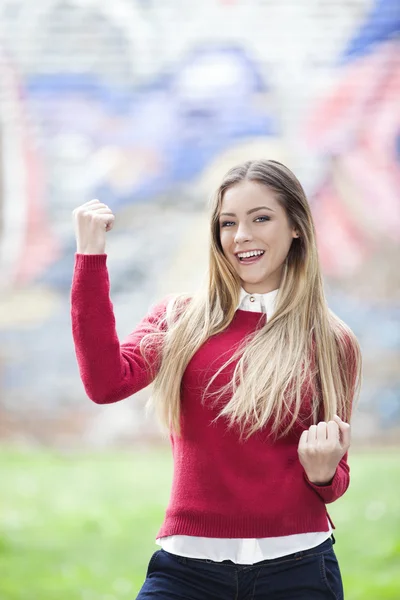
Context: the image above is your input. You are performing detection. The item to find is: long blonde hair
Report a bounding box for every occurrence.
[142,160,362,439]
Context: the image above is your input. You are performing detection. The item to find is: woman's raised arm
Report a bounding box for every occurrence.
[71,201,166,403]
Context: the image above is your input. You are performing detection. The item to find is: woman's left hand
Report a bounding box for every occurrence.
[297,415,351,485]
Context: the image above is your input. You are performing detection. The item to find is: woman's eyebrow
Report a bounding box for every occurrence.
[220,205,275,217]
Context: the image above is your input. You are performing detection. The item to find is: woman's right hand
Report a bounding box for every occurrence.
[73,199,115,254]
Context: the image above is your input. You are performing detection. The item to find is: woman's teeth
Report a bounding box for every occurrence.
[237,250,265,261]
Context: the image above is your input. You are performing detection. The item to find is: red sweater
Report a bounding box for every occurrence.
[71,254,350,539]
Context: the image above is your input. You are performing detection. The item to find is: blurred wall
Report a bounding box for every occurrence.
[0,0,399,447]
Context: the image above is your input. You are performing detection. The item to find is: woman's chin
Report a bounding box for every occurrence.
[239,272,281,293]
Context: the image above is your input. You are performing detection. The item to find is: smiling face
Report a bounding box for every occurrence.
[219,180,299,294]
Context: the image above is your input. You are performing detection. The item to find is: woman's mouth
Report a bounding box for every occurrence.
[235,250,265,265]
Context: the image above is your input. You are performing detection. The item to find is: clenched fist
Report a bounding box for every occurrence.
[73,199,115,255]
[298,415,351,485]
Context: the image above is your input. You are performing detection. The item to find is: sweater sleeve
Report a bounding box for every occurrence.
[304,452,350,504]
[71,253,169,404]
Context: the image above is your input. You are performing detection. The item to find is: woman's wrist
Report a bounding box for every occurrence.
[76,247,106,255]
[307,470,336,486]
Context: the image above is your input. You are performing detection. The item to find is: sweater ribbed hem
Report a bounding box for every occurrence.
[74,253,107,270]
[156,510,333,540]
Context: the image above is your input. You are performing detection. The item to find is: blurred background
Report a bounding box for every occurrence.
[0,0,399,598]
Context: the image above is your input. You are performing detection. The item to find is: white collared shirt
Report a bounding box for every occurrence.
[237,287,279,317]
[157,287,331,563]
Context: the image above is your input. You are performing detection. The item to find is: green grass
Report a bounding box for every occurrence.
[0,448,399,600]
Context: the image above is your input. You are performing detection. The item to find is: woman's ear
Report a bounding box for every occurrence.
[292,230,300,238]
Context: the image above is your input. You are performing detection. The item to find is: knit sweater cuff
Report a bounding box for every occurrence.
[74,253,107,270]
[304,466,346,504]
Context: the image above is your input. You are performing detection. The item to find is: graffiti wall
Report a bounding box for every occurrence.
[0,0,399,445]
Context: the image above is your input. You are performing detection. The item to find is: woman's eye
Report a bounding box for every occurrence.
[220,221,235,228]
[255,216,271,223]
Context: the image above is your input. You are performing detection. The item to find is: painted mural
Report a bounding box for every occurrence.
[0,0,398,445]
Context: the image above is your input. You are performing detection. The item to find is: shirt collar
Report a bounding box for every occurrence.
[237,287,279,317]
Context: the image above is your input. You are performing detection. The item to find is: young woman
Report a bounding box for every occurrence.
[71,159,361,599]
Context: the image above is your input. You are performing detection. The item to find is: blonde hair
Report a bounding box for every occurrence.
[142,160,362,439]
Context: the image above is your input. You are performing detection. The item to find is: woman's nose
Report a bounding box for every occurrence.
[234,224,253,244]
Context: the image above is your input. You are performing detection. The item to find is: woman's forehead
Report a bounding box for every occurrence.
[220,181,281,213]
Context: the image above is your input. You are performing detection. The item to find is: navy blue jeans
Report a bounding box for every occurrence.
[136,536,344,599]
